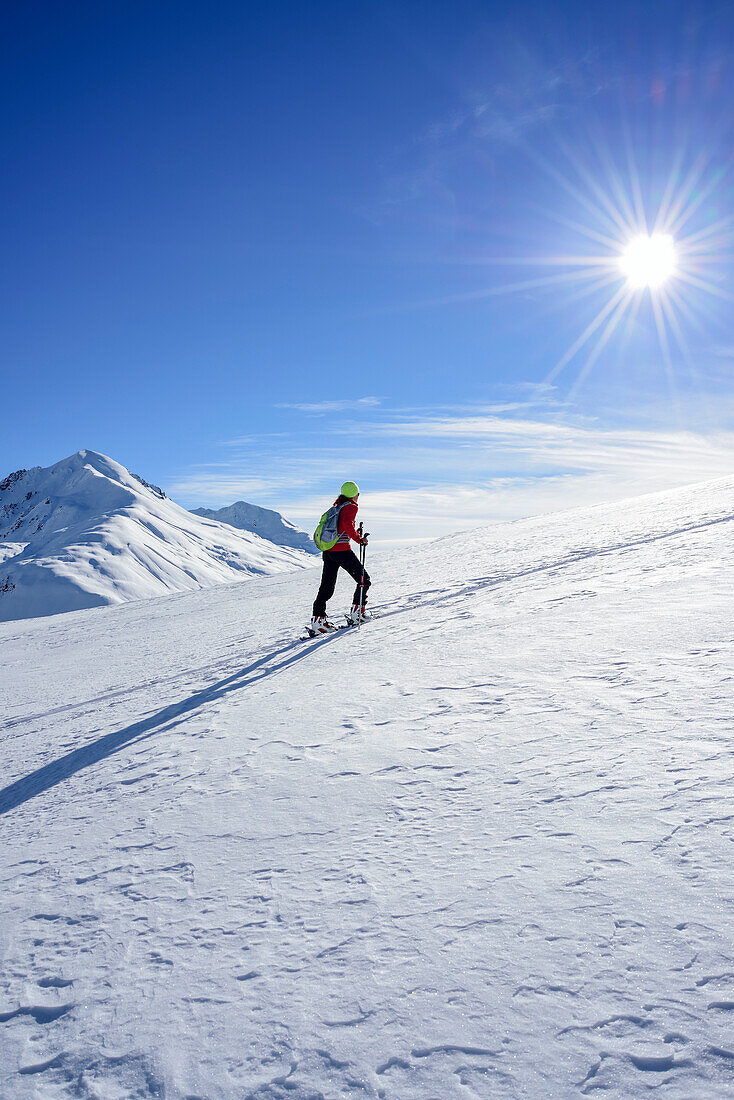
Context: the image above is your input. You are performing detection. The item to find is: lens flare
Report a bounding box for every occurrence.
[619,234,677,289]
[413,138,733,396]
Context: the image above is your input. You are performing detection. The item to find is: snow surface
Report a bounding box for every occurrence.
[192,501,319,556]
[1,477,733,1098]
[0,451,315,623]
[0,542,26,565]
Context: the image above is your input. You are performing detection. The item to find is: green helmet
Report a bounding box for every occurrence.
[341,480,360,498]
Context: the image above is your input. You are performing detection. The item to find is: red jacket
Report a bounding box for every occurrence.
[332,499,360,551]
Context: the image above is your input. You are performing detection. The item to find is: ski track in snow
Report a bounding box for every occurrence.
[1,479,734,1098]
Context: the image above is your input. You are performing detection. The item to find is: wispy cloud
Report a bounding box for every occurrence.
[276,397,382,414]
[168,475,291,501]
[166,395,734,545]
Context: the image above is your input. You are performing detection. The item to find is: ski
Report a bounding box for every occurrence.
[301,611,377,640]
[301,623,348,640]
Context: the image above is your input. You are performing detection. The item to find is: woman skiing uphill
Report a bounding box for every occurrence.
[311,481,371,634]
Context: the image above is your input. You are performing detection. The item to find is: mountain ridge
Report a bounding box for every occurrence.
[192,499,318,555]
[0,450,315,623]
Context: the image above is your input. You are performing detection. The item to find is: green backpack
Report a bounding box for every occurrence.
[313,502,348,551]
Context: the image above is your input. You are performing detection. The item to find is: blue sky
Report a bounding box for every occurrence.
[2,0,733,542]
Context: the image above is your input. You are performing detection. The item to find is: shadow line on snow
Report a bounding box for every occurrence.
[4,510,731,819]
[0,632,343,818]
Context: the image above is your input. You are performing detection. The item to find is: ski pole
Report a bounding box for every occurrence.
[357,522,369,627]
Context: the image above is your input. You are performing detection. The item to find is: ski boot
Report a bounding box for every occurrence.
[347,604,371,626]
[308,615,338,636]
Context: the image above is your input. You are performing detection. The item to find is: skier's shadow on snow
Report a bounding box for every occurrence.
[0,633,342,818]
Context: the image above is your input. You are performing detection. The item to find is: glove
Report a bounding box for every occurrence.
[361,535,369,546]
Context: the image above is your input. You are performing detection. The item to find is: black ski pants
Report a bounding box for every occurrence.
[313,548,371,617]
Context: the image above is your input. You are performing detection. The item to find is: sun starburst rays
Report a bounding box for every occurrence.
[468,147,733,398]
[401,140,731,404]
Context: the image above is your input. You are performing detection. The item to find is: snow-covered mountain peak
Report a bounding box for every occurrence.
[35,449,166,499]
[57,447,121,475]
[1,451,141,545]
[192,499,318,554]
[0,450,315,622]
[40,448,129,487]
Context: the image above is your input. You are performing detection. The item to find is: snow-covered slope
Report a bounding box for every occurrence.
[1,477,733,1098]
[192,499,318,554]
[0,450,314,623]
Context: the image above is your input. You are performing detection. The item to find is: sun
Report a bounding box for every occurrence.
[619,233,677,289]
[437,141,732,396]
